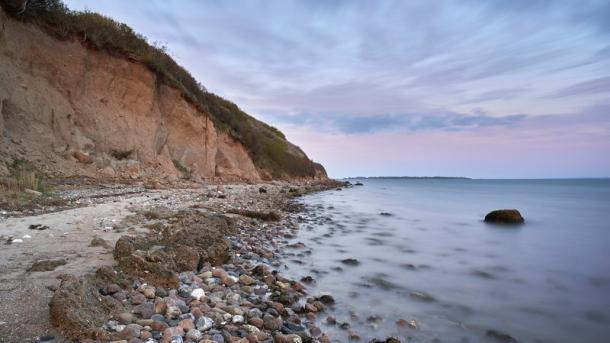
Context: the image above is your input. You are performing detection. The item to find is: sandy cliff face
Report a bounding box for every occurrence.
[0,9,318,182]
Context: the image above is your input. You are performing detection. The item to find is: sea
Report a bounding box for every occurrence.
[281,178,610,342]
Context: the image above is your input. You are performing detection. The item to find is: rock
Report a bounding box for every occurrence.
[49,275,121,340]
[106,284,122,295]
[486,329,517,342]
[341,258,359,266]
[190,288,205,300]
[484,209,524,224]
[249,317,264,328]
[409,291,435,302]
[239,274,256,286]
[196,316,214,331]
[348,330,360,340]
[28,224,50,230]
[28,259,67,272]
[300,276,314,284]
[379,212,393,216]
[259,187,267,193]
[185,328,203,341]
[24,188,42,196]
[118,312,134,324]
[141,285,156,299]
[72,151,94,164]
[263,314,283,331]
[316,294,335,305]
[113,212,234,288]
[355,182,364,186]
[89,236,111,248]
[131,293,147,305]
[179,318,194,331]
[133,302,155,319]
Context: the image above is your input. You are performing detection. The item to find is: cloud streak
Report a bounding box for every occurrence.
[262,111,527,134]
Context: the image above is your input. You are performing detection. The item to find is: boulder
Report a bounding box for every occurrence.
[49,275,121,340]
[484,209,524,224]
[113,211,235,287]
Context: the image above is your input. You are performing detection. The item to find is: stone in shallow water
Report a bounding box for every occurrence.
[484,209,524,224]
[486,329,517,342]
[409,291,436,302]
[340,258,360,266]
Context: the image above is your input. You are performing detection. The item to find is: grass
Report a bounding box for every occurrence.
[3,0,323,179]
[172,159,191,179]
[0,156,67,211]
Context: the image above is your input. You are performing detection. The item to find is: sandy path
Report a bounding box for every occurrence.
[0,192,159,341]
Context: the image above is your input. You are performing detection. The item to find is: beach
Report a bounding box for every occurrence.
[0,180,358,343]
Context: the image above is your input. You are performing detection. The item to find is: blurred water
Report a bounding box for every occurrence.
[283,179,610,342]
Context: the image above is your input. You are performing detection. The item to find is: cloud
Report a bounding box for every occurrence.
[262,111,527,134]
[551,76,610,97]
[62,0,610,177]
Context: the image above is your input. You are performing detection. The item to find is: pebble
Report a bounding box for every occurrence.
[190,288,205,300]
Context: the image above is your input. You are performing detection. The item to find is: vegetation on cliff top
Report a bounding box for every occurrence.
[1,0,323,179]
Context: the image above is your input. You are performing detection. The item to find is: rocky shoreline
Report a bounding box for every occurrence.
[1,179,399,343]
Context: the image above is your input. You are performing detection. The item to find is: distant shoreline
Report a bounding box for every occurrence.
[345,176,472,180]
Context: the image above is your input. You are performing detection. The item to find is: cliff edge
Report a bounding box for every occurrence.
[0,1,327,183]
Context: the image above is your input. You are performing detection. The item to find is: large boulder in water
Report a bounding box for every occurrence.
[484,209,524,224]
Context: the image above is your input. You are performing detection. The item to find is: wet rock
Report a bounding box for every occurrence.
[300,276,314,284]
[227,208,281,222]
[369,338,401,343]
[341,258,360,266]
[355,182,364,186]
[486,329,517,342]
[28,224,50,230]
[409,291,435,302]
[484,209,524,224]
[316,294,335,305]
[28,259,67,272]
[379,212,393,216]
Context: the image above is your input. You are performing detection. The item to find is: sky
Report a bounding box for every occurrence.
[65,0,610,178]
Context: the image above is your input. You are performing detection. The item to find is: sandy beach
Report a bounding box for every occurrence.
[0,180,354,343]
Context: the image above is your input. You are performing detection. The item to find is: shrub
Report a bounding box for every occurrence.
[3,0,323,179]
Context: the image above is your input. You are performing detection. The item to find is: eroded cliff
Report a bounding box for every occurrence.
[0,5,326,182]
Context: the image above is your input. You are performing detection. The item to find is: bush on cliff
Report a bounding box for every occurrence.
[1,0,324,179]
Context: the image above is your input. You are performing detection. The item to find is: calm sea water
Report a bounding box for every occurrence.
[282,179,610,342]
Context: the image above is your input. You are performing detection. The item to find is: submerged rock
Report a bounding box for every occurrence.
[341,258,360,266]
[484,209,524,224]
[486,329,518,342]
